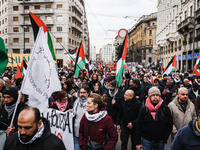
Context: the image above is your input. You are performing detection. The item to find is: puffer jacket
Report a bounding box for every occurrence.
[168,96,197,137]
[170,120,200,150]
[3,118,66,150]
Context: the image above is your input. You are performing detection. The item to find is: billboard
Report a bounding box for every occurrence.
[7,53,30,67]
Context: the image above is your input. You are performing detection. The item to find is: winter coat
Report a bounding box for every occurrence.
[188,88,199,103]
[3,118,66,150]
[135,103,173,145]
[170,120,200,150]
[79,112,118,150]
[168,96,197,137]
[105,88,123,124]
[117,98,142,128]
[129,85,144,102]
[141,81,152,98]
[99,85,109,96]
[0,102,27,130]
[195,97,200,114]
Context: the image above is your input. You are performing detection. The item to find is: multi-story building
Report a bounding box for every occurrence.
[0,0,89,67]
[99,44,114,63]
[157,0,200,72]
[89,45,96,61]
[128,13,157,67]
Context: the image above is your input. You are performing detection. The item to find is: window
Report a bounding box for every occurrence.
[57,27,62,31]
[69,17,71,22]
[13,6,18,11]
[5,17,7,23]
[56,49,63,54]
[5,28,7,33]
[149,39,152,45]
[190,6,193,17]
[69,38,71,44]
[35,5,40,9]
[47,27,51,31]
[13,38,19,43]
[5,38,7,43]
[5,7,7,12]
[2,20,4,24]
[25,49,30,54]
[24,26,29,32]
[13,17,19,22]
[57,15,63,21]
[149,30,152,36]
[13,27,19,32]
[13,49,20,53]
[69,6,71,11]
[25,16,29,21]
[45,16,51,21]
[45,5,51,9]
[24,6,29,10]
[57,4,63,9]
[56,38,62,43]
[25,38,29,43]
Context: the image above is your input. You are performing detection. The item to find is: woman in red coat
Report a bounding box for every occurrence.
[79,93,118,150]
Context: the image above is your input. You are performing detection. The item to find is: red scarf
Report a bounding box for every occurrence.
[56,100,68,111]
[145,97,163,120]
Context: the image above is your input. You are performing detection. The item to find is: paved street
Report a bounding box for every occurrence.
[116,132,171,150]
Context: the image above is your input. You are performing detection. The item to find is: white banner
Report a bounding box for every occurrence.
[42,109,74,150]
[21,28,61,110]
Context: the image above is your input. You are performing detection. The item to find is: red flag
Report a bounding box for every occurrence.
[16,64,23,79]
[99,60,103,69]
[114,61,117,69]
[151,75,154,84]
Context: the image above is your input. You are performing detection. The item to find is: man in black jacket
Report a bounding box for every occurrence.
[3,107,66,150]
[105,80,123,125]
[136,87,173,150]
[117,89,142,150]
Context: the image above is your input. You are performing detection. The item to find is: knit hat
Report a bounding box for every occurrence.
[148,87,161,97]
[3,87,18,101]
[110,80,117,87]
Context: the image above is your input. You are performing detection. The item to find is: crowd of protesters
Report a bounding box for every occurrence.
[1,66,200,150]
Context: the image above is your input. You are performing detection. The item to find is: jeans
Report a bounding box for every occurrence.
[74,136,81,150]
[142,138,164,150]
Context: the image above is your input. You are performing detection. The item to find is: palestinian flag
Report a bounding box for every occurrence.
[136,62,143,68]
[68,47,78,61]
[16,63,23,79]
[0,37,8,74]
[99,60,103,69]
[74,42,86,78]
[163,55,176,75]
[29,12,56,61]
[20,59,27,77]
[194,54,200,76]
[115,34,128,86]
[114,61,117,69]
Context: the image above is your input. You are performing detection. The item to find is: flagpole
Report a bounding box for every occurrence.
[49,31,82,70]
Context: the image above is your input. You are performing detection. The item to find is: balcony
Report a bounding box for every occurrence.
[71,1,84,15]
[19,0,53,4]
[177,17,194,34]
[22,9,54,15]
[71,12,83,24]
[71,23,82,33]
[196,7,200,21]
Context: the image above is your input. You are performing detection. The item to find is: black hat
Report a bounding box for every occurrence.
[105,76,113,82]
[3,87,18,101]
[110,80,117,87]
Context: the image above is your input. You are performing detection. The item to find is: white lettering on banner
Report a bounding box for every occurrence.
[42,109,74,150]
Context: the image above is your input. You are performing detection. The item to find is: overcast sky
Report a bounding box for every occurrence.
[84,0,157,52]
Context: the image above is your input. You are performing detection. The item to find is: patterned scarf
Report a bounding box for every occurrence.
[4,103,16,117]
[85,110,107,122]
[18,122,44,144]
[109,88,118,98]
[56,100,68,111]
[73,97,88,116]
[145,97,163,120]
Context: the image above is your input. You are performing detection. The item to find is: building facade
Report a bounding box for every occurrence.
[157,0,200,72]
[89,45,96,61]
[128,13,157,67]
[0,0,89,68]
[99,44,114,63]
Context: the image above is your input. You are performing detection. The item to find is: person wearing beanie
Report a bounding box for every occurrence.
[105,80,123,126]
[129,79,144,103]
[0,87,27,131]
[136,87,173,150]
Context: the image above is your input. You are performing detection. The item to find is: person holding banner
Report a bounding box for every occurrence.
[3,107,66,150]
[79,93,118,150]
[0,87,26,131]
